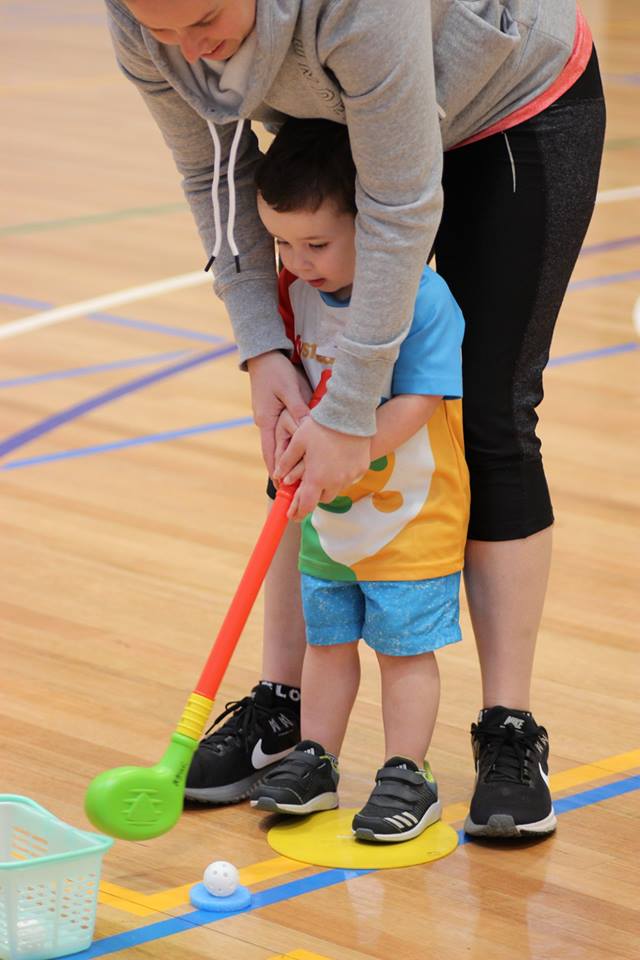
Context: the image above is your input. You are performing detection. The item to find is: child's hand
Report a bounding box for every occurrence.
[274,417,371,521]
[274,408,305,480]
[247,352,310,475]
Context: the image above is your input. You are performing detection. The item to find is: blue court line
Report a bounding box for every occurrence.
[0,294,226,345]
[0,346,237,460]
[568,269,640,291]
[0,419,254,470]
[456,774,640,847]
[0,351,194,388]
[70,774,640,959]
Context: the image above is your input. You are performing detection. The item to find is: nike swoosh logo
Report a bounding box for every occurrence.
[539,763,550,787]
[251,740,293,770]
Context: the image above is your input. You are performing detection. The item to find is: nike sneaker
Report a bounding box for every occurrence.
[185,682,300,804]
[250,740,339,814]
[352,758,441,842]
[465,705,557,838]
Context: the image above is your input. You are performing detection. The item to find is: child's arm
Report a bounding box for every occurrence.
[370,393,441,461]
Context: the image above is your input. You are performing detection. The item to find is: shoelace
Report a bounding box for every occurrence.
[198,696,271,756]
[476,724,535,784]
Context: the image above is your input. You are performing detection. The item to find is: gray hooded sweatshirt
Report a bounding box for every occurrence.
[105,0,577,436]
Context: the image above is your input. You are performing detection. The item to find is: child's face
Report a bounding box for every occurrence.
[126,1,256,63]
[258,197,356,301]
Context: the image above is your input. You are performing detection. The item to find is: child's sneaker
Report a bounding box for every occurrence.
[185,682,300,804]
[352,758,442,842]
[464,706,557,838]
[250,740,339,814]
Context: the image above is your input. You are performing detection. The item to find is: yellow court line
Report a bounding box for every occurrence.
[269,951,332,960]
[99,747,640,916]
[99,857,305,916]
[443,747,640,825]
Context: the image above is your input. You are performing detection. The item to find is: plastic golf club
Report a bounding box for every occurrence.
[84,376,329,840]
[84,482,297,840]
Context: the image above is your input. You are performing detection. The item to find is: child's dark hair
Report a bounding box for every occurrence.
[255,118,356,215]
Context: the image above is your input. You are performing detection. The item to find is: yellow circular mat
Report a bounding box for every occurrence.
[267,810,458,869]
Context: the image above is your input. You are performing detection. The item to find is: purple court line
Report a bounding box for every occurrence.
[547,341,638,367]
[580,235,640,256]
[0,262,637,466]
[0,350,194,389]
[0,293,225,344]
[0,419,254,470]
[0,345,237,460]
[88,312,226,344]
[605,73,640,86]
[568,269,640,291]
[1,340,637,471]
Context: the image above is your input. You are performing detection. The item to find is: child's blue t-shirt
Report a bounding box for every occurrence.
[278,265,470,582]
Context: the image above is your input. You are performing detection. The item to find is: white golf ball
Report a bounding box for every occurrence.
[203,860,240,898]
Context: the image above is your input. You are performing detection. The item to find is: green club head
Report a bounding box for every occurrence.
[84,733,197,841]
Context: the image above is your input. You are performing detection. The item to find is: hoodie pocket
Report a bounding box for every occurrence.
[432,1,523,119]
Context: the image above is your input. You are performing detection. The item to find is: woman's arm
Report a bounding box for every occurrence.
[281,393,441,521]
[105,0,290,367]
[312,0,443,437]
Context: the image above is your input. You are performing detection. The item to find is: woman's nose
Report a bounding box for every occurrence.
[177,31,205,63]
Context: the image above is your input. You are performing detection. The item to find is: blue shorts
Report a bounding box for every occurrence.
[300,572,462,656]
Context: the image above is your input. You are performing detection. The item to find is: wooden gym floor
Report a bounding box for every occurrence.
[1,1,638,957]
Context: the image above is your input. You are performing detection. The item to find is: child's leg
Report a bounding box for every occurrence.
[302,641,361,756]
[249,642,359,816]
[351,575,460,842]
[250,577,363,815]
[262,506,306,685]
[377,650,440,764]
[352,652,441,842]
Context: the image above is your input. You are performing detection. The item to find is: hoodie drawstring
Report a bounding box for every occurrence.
[204,118,244,274]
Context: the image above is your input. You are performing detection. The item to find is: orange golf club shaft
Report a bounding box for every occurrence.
[194,481,296,700]
[188,369,331,709]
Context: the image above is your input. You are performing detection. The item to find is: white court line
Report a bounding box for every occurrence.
[596,185,640,203]
[1,183,639,342]
[0,271,209,341]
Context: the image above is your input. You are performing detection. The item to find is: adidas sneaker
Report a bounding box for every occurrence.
[352,758,442,842]
[250,740,339,814]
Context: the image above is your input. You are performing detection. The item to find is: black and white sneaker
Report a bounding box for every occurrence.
[352,758,442,843]
[185,682,300,804]
[465,706,557,839]
[250,740,339,814]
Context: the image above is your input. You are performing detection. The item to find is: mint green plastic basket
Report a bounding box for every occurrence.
[0,796,113,960]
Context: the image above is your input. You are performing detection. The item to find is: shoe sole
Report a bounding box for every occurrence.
[250,792,339,815]
[185,767,275,805]
[463,809,557,838]
[353,800,442,843]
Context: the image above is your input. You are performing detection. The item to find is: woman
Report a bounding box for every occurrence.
[105,0,605,837]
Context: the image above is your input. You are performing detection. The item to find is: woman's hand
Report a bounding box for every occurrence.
[274,418,371,521]
[274,407,300,468]
[247,352,311,475]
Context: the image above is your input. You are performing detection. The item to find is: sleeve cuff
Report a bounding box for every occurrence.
[220,275,293,368]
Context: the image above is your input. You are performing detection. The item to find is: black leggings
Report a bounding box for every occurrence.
[435,47,605,541]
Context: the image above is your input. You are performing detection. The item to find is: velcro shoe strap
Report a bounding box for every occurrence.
[376,767,423,787]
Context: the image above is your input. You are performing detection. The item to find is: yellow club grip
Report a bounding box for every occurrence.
[176,692,214,741]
